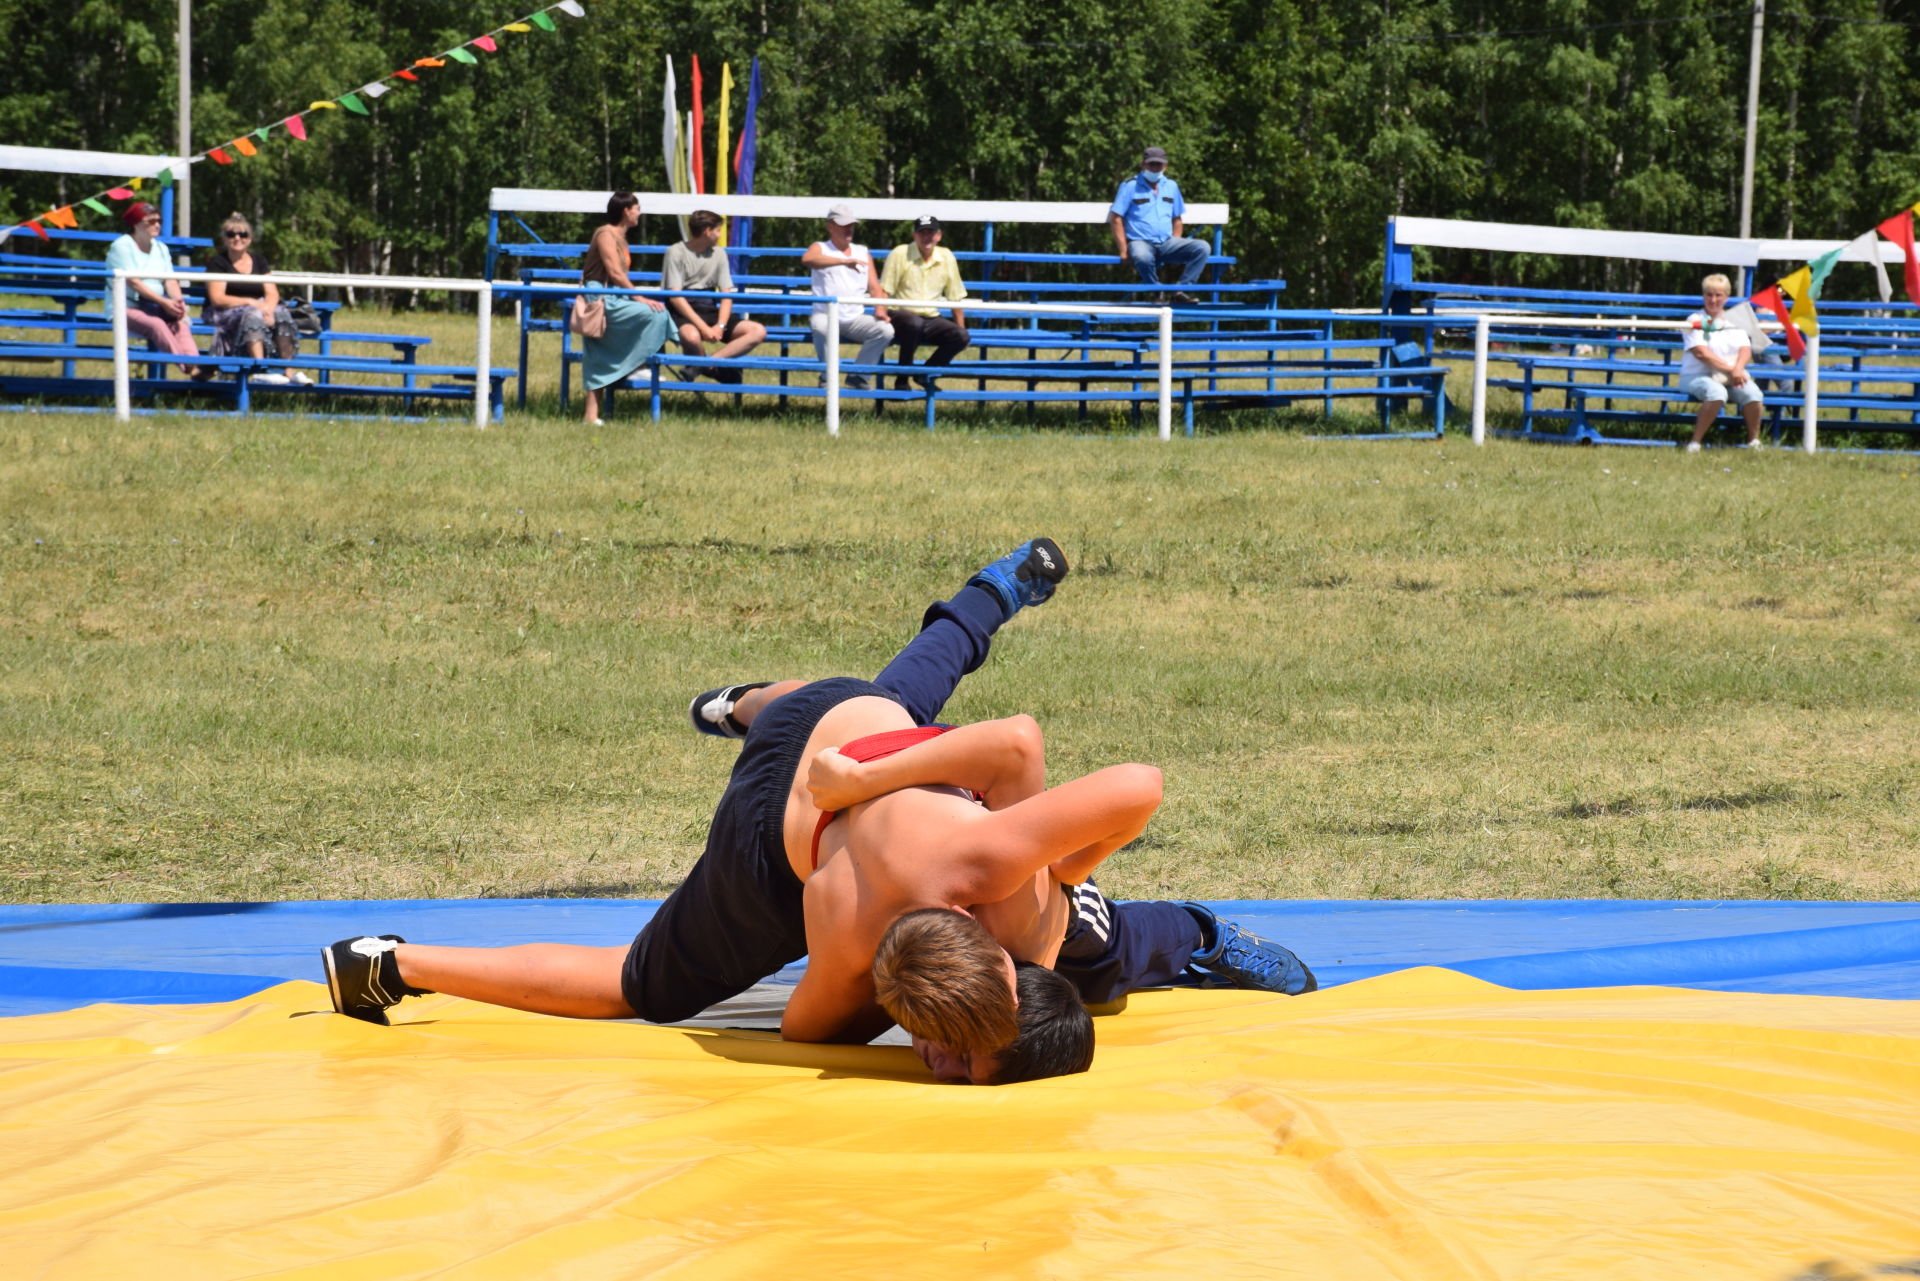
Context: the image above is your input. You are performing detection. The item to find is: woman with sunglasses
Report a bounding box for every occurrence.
[103,201,202,376]
[204,213,307,386]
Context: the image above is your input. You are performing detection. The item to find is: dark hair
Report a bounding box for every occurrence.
[687,209,723,237]
[991,962,1094,1083]
[605,192,639,225]
[873,908,1019,1056]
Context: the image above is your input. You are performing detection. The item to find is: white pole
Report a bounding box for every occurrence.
[825,306,841,438]
[176,0,191,239]
[1739,0,1766,241]
[111,270,131,423]
[1471,313,1491,445]
[474,283,493,430]
[1801,331,1819,453]
[1157,307,1173,440]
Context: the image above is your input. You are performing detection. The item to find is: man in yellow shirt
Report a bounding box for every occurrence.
[879,215,970,390]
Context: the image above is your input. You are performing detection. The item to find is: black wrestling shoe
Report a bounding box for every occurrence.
[967,538,1069,621]
[1182,905,1317,995]
[322,935,416,1025]
[687,682,772,738]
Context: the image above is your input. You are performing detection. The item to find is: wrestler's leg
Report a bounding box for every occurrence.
[394,943,633,1017]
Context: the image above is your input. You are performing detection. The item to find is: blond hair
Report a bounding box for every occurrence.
[1702,273,1732,294]
[872,909,1017,1055]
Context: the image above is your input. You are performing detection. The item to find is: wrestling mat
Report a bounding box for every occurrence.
[3,900,1916,1278]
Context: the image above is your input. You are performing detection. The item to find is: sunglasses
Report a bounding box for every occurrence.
[222,230,251,239]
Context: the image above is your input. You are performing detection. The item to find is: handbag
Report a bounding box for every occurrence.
[569,292,606,339]
[283,298,324,337]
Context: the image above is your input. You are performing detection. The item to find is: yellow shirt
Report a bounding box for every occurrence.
[880,244,967,317]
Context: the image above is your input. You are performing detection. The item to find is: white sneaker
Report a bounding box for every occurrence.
[287,370,314,386]
[1748,439,1767,451]
[253,372,290,385]
[1684,441,1702,453]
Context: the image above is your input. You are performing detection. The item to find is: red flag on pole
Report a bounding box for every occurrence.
[1748,286,1805,360]
[1875,208,1920,308]
[690,55,706,194]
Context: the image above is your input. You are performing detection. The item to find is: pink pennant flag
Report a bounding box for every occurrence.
[107,187,134,200]
[285,115,307,141]
[474,34,498,52]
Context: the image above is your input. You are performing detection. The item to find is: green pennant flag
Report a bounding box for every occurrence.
[157,167,174,189]
[1806,245,1844,298]
[339,92,370,115]
[252,126,271,142]
[530,11,557,30]
[82,197,112,216]
[446,46,479,64]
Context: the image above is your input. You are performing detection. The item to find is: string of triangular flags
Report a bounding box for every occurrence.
[2,0,591,247]
[661,55,763,259]
[1747,199,1920,359]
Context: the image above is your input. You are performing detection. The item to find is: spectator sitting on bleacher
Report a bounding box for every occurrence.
[580,192,675,426]
[880,215,970,391]
[1681,273,1765,453]
[662,210,767,384]
[1108,146,1207,304]
[204,213,306,386]
[801,204,892,390]
[104,201,202,378]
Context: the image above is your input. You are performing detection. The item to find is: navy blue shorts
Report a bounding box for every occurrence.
[619,677,897,1022]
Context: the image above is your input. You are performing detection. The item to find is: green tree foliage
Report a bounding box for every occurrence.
[3,0,1918,303]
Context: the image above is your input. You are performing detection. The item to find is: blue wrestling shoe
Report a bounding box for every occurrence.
[1183,904,1317,995]
[322,934,420,1025]
[967,537,1069,622]
[687,682,772,738]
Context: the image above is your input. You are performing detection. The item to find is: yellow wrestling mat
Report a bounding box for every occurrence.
[3,968,1916,1279]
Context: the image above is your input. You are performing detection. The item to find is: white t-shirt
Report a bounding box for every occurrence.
[1679,312,1751,380]
[809,241,873,319]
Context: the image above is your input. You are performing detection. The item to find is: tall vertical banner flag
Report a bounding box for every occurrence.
[1877,206,1920,307]
[690,56,706,196]
[715,62,733,246]
[729,57,762,273]
[662,55,690,240]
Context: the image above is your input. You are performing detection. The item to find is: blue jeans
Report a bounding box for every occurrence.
[1126,236,1210,288]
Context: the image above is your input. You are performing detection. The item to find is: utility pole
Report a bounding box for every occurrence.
[1739,0,1765,240]
[176,0,191,239]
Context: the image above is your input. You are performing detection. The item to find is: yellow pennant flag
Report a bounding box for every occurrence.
[715,62,733,245]
[1777,265,1820,335]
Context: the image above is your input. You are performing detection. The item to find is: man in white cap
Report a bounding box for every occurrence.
[1108,146,1209,303]
[801,203,894,389]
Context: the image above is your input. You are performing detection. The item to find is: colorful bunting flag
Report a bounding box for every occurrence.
[531,11,557,31]
[393,68,419,81]
[253,126,270,143]
[26,220,48,240]
[447,46,479,65]
[209,147,234,165]
[503,23,531,32]
[45,206,77,229]
[156,168,172,189]
[284,115,308,140]
[1747,286,1805,360]
[309,100,339,111]
[555,0,586,16]
[339,92,370,115]
[131,177,144,190]
[1776,265,1820,336]
[474,34,498,52]
[1876,208,1920,307]
[107,187,133,200]
[232,136,258,157]
[82,197,112,216]
[1847,230,1893,304]
[361,81,391,99]
[415,57,446,68]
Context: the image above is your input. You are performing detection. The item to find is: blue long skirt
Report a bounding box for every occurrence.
[582,295,674,391]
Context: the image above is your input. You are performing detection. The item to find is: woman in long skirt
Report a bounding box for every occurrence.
[580,192,674,425]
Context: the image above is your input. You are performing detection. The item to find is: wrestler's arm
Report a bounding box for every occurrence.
[805,715,1046,813]
[943,764,1163,902]
[781,870,896,1044]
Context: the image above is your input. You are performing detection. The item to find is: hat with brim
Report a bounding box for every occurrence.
[1142,146,1169,165]
[826,202,859,226]
[121,201,159,226]
[914,215,941,233]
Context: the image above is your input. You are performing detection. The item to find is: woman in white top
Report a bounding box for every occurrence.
[1681,273,1765,452]
[103,202,201,376]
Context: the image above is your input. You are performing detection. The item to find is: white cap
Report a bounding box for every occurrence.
[826,202,859,226]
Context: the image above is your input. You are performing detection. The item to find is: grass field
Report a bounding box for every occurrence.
[5,397,1917,907]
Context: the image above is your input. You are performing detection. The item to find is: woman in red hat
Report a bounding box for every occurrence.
[104,202,202,375]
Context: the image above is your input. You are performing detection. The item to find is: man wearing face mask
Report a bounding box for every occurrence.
[1108,146,1210,304]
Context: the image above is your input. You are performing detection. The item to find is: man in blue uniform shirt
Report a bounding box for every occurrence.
[1108,145,1209,302]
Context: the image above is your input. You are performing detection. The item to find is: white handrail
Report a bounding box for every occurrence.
[821,296,1175,439]
[1463,313,1817,453]
[111,269,497,429]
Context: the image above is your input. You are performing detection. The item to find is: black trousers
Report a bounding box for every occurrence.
[890,311,970,373]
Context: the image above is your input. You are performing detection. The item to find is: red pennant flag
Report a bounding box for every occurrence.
[393,68,418,80]
[284,114,307,141]
[209,147,234,165]
[1748,286,1806,361]
[26,220,47,239]
[107,186,134,200]
[691,56,706,194]
[474,34,498,52]
[1875,208,1920,308]
[232,136,258,157]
